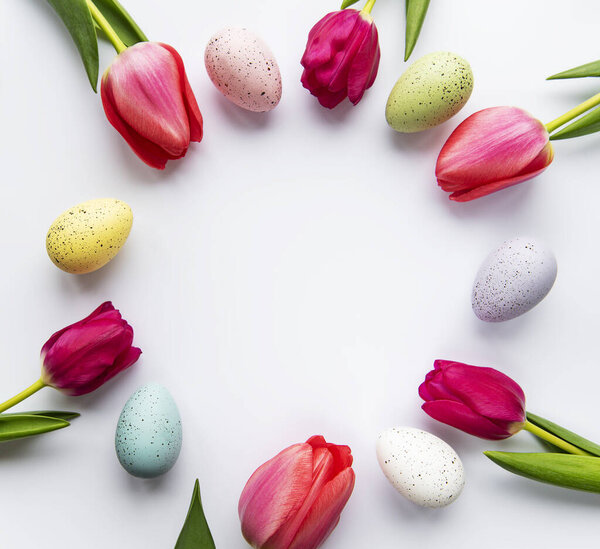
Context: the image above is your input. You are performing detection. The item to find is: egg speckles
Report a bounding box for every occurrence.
[472,236,558,322]
[205,27,282,112]
[386,51,473,133]
[46,198,132,274]
[376,427,464,508]
[115,383,182,479]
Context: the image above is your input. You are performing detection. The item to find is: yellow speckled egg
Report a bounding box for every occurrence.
[386,51,473,133]
[46,198,133,274]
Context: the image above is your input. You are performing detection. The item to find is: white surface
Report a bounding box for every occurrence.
[1,1,600,547]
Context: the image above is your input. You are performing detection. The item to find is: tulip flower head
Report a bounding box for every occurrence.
[419,360,526,440]
[101,42,203,169]
[301,8,380,109]
[41,302,141,396]
[436,106,554,202]
[238,435,355,549]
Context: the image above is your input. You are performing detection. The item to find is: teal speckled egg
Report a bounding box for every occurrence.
[385,51,473,133]
[115,383,182,478]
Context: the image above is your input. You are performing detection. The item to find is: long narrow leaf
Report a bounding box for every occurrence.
[175,480,216,549]
[526,412,600,455]
[46,0,99,91]
[548,59,600,80]
[340,0,360,8]
[2,411,80,421]
[0,415,70,442]
[93,0,147,46]
[405,0,430,61]
[548,105,600,141]
[485,451,600,493]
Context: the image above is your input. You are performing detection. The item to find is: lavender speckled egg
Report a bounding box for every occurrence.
[204,27,282,112]
[115,383,182,479]
[376,427,464,508]
[472,237,557,322]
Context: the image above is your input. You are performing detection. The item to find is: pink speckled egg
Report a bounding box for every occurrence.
[204,27,282,112]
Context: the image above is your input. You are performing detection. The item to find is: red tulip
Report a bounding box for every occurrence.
[238,435,355,549]
[41,302,141,396]
[419,360,526,440]
[101,42,203,169]
[436,106,554,202]
[301,9,380,109]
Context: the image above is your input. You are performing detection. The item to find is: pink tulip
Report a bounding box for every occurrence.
[301,9,380,109]
[41,302,141,396]
[238,435,355,549]
[436,106,554,202]
[419,360,526,440]
[101,42,203,169]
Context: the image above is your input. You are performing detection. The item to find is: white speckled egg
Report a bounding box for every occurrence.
[386,51,473,133]
[376,427,464,507]
[46,198,132,274]
[472,237,557,322]
[205,27,282,112]
[115,383,182,479]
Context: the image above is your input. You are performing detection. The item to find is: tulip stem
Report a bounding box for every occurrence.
[523,421,593,456]
[0,379,47,414]
[361,0,377,15]
[545,91,600,134]
[86,0,127,53]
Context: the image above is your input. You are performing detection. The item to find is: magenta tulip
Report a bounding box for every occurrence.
[238,435,355,549]
[301,9,380,109]
[436,106,554,202]
[419,360,526,440]
[41,302,141,396]
[101,42,203,169]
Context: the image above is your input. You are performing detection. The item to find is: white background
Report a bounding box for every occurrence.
[1,0,600,547]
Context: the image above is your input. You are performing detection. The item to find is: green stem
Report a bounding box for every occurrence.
[0,379,47,414]
[545,91,600,134]
[523,420,593,456]
[86,0,127,53]
[361,0,377,15]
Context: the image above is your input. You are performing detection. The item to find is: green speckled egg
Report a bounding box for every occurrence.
[386,51,473,133]
[46,198,133,274]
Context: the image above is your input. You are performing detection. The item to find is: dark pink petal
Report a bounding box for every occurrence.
[239,443,313,547]
[347,17,380,104]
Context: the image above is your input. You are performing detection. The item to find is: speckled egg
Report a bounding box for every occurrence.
[376,427,464,508]
[204,27,282,112]
[386,51,473,133]
[472,236,557,322]
[46,198,132,274]
[115,383,182,479]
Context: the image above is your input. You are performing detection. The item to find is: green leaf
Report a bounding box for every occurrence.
[1,411,80,421]
[340,0,360,7]
[548,106,600,141]
[46,0,99,92]
[405,0,430,61]
[175,479,216,549]
[93,0,147,46]
[527,412,600,455]
[485,451,600,493]
[0,415,70,442]
[547,59,600,80]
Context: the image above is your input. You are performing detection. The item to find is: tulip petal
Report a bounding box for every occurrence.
[288,467,355,549]
[347,20,379,104]
[422,400,517,440]
[239,443,313,547]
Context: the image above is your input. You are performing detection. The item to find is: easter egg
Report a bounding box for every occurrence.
[46,198,132,274]
[115,383,182,479]
[376,427,464,508]
[472,236,557,322]
[385,51,473,133]
[204,27,282,112]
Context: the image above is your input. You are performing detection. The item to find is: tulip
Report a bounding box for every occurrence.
[238,435,355,549]
[101,42,203,169]
[436,106,554,202]
[301,7,380,109]
[0,302,141,414]
[419,360,526,440]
